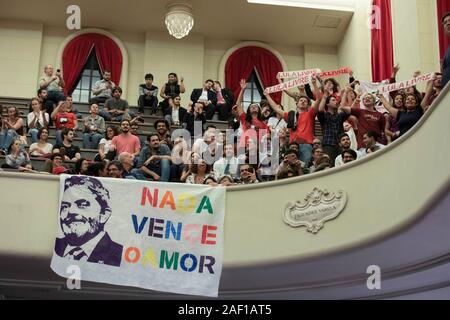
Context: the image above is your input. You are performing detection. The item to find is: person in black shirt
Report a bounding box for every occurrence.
[138,73,159,115]
[53,128,81,162]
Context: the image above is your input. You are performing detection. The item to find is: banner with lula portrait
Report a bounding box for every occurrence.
[50,175,226,297]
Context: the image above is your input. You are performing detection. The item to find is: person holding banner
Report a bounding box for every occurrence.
[377,93,424,138]
[233,79,269,152]
[317,91,350,166]
[341,93,386,151]
[264,76,321,164]
[383,93,406,144]
[421,74,443,110]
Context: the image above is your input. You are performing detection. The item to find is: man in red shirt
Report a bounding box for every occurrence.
[265,89,320,164]
[51,101,78,146]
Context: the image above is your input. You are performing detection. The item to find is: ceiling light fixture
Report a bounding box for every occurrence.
[165,2,194,39]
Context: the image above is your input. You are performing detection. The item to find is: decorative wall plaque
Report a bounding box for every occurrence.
[283,188,347,234]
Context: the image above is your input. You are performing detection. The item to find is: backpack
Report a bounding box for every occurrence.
[286,110,298,131]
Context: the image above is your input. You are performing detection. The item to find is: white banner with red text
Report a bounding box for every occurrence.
[378,73,436,94]
[265,67,353,94]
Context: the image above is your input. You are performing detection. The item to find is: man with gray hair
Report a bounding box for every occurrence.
[54,176,123,267]
[39,64,66,106]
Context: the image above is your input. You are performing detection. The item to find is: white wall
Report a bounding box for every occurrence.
[392,0,440,91]
[4,22,341,110]
[338,0,372,82]
[0,19,43,98]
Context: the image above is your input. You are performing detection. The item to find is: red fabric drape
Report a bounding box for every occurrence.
[371,0,394,82]
[62,33,123,95]
[225,46,283,104]
[438,0,450,59]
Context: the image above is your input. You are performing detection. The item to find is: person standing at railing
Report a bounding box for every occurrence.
[441,13,450,88]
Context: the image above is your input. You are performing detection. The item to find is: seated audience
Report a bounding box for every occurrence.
[51,101,78,146]
[154,119,173,150]
[130,121,146,149]
[0,106,25,154]
[213,81,235,121]
[182,158,213,184]
[96,125,118,161]
[90,70,115,105]
[110,120,141,158]
[137,133,172,182]
[190,79,217,120]
[74,158,91,175]
[276,150,303,180]
[238,163,259,184]
[99,86,135,122]
[164,94,188,127]
[86,161,108,177]
[53,128,81,162]
[27,98,49,143]
[318,91,350,166]
[34,88,55,122]
[213,143,239,181]
[335,133,363,168]
[82,104,106,149]
[265,76,321,165]
[341,149,358,165]
[204,176,218,187]
[362,131,386,156]
[184,103,207,137]
[159,73,186,114]
[39,64,65,106]
[107,160,124,179]
[2,138,30,171]
[29,128,53,157]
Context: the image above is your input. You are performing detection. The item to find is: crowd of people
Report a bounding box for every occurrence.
[0,61,444,186]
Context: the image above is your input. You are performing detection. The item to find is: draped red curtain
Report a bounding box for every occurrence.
[437,0,450,59]
[62,33,123,95]
[225,46,283,104]
[371,0,394,82]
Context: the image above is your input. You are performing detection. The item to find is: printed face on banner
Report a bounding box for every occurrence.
[55,176,123,267]
[51,175,226,297]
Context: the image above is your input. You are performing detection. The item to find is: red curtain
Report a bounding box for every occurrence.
[438,0,450,59]
[225,46,283,104]
[62,33,123,95]
[371,0,394,82]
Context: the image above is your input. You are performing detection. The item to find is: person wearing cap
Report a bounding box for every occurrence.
[441,12,450,88]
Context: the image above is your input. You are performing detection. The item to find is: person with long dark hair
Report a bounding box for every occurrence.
[0,106,24,154]
[159,73,186,115]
